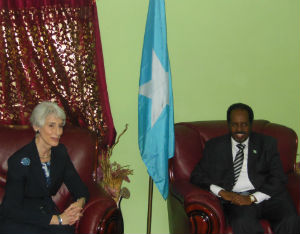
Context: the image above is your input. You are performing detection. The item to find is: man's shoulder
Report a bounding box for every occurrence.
[250,132,277,143]
[205,134,230,147]
[205,132,277,147]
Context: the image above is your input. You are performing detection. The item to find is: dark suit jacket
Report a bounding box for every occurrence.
[0,139,89,227]
[191,132,288,197]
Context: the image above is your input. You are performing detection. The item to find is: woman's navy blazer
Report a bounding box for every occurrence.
[0,139,89,227]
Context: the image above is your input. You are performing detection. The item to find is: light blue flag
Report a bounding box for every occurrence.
[138,0,175,200]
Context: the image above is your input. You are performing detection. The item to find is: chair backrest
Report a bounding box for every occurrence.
[169,120,298,182]
[0,124,97,211]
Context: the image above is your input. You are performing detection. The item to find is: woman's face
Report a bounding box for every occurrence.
[35,114,64,148]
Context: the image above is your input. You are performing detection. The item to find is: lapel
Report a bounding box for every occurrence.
[225,135,234,167]
[220,135,236,190]
[247,133,260,180]
[30,140,64,193]
[49,146,60,188]
[29,139,49,193]
[226,135,235,183]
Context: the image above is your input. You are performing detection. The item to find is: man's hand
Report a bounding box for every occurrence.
[231,194,252,206]
[218,190,252,206]
[218,190,236,202]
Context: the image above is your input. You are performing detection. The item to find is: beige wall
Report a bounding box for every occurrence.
[97,0,300,233]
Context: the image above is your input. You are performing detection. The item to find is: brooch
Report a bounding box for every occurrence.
[253,149,257,154]
[21,157,31,166]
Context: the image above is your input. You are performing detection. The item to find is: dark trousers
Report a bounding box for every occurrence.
[222,192,300,234]
[0,218,75,234]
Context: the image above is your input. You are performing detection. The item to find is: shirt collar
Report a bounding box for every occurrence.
[231,137,249,148]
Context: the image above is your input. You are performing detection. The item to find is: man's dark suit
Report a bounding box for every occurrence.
[0,139,89,234]
[191,132,299,234]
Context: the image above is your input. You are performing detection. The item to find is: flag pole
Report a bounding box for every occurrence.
[139,1,174,233]
[147,176,154,234]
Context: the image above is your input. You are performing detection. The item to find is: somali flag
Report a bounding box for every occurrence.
[138,0,174,200]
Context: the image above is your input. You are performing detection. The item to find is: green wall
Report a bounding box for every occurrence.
[97,0,299,233]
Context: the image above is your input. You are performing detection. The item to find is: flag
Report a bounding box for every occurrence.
[138,0,174,200]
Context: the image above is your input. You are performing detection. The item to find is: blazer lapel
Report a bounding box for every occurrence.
[225,135,234,167]
[247,133,260,181]
[223,135,236,190]
[49,147,59,189]
[29,140,49,193]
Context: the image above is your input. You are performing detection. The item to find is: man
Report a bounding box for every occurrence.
[190,103,299,234]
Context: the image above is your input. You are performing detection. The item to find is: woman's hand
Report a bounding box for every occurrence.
[49,202,84,225]
[70,197,86,209]
[49,197,86,225]
[60,204,83,225]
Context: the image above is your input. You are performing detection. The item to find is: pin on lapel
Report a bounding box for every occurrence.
[21,157,30,166]
[253,149,257,154]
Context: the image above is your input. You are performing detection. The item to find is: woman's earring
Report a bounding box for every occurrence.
[36,130,40,134]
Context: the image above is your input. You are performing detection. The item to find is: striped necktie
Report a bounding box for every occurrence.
[233,143,245,184]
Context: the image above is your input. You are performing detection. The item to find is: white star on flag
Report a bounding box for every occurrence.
[139,50,169,127]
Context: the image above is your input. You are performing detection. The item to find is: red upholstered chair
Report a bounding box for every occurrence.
[0,125,123,234]
[167,120,300,234]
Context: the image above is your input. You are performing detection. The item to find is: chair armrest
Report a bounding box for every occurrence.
[287,172,300,214]
[76,182,123,234]
[169,180,225,234]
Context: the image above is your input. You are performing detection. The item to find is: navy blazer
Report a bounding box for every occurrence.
[0,139,89,227]
[191,132,287,197]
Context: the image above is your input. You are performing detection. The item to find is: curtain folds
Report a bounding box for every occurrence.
[0,0,115,146]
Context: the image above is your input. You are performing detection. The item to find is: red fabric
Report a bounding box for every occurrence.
[93,2,116,145]
[0,0,92,9]
[0,0,115,146]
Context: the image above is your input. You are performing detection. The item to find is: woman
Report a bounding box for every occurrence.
[0,101,89,234]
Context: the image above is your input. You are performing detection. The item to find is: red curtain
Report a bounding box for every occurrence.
[0,0,115,146]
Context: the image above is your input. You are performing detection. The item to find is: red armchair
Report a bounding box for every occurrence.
[0,125,123,234]
[168,120,300,234]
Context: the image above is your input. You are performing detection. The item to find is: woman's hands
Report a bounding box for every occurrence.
[50,197,86,225]
[73,197,86,209]
[60,203,82,225]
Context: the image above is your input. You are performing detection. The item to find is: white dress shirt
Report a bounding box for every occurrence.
[210,138,270,203]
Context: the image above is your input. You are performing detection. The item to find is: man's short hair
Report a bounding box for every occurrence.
[226,103,254,124]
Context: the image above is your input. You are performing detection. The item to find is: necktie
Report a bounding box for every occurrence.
[233,143,245,184]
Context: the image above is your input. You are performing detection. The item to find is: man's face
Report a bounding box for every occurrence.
[228,109,251,143]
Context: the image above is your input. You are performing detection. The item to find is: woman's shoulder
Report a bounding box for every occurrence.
[53,143,67,151]
[9,141,34,159]
[7,141,35,169]
[52,143,68,157]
